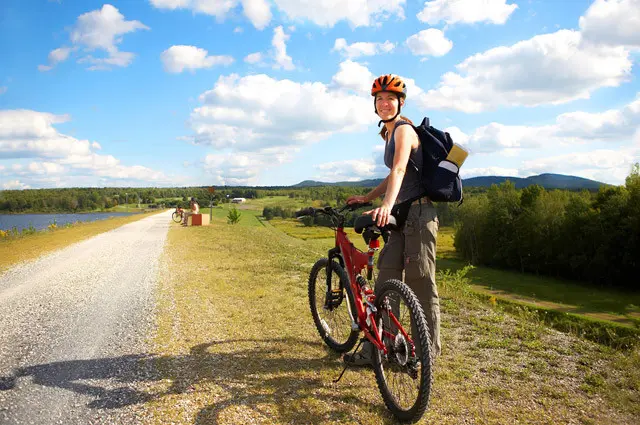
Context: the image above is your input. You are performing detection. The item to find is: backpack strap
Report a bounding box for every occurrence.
[389,120,412,141]
[389,120,420,175]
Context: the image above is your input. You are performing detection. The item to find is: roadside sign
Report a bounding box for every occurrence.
[208,186,215,194]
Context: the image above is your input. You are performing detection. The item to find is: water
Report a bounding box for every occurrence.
[0,212,136,232]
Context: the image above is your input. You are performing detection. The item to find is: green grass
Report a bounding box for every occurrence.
[147,207,640,424]
[240,196,313,211]
[199,205,264,227]
[436,226,640,329]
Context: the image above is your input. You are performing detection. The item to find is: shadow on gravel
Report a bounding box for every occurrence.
[0,337,383,423]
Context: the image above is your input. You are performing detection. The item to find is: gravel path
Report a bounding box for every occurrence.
[0,210,171,425]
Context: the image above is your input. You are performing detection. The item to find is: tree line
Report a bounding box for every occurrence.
[454,164,639,291]
[0,186,374,213]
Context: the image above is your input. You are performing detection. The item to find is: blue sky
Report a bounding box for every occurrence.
[1,0,639,189]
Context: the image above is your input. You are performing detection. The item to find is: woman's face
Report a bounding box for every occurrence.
[375,92,403,119]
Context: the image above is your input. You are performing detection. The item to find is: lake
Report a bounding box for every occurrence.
[0,212,136,232]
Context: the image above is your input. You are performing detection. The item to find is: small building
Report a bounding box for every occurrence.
[231,198,246,203]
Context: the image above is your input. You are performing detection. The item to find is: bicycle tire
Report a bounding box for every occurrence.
[372,279,432,423]
[172,212,182,223]
[308,258,359,353]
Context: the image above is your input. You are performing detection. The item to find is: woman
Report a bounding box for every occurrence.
[344,74,440,366]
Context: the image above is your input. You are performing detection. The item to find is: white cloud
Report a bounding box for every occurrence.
[314,158,377,182]
[203,153,263,185]
[153,0,406,28]
[161,45,234,73]
[444,94,640,184]
[406,29,453,57]
[331,60,375,95]
[38,47,74,72]
[38,4,148,71]
[185,72,376,184]
[150,0,235,17]
[0,86,6,95]
[240,0,272,30]
[420,30,633,112]
[579,0,640,50]
[458,93,640,155]
[28,161,66,175]
[244,52,264,64]
[332,38,395,58]
[2,180,30,190]
[521,149,638,184]
[273,0,405,27]
[272,26,294,70]
[0,109,172,187]
[417,0,517,25]
[151,0,271,29]
[461,167,520,178]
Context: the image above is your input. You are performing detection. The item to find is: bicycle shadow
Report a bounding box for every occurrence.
[185,339,388,424]
[0,337,388,423]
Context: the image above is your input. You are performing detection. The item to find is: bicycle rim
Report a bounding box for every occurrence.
[372,279,432,423]
[308,258,358,353]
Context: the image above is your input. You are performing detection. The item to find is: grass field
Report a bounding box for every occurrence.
[434,227,640,330]
[144,209,640,424]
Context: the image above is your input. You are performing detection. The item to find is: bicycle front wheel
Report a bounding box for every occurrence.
[172,212,182,223]
[373,279,432,423]
[308,258,358,353]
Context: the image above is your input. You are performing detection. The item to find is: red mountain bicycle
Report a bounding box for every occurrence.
[296,203,432,423]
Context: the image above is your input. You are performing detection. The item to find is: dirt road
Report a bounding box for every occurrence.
[0,210,171,424]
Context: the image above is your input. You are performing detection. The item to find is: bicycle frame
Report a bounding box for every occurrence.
[327,220,414,355]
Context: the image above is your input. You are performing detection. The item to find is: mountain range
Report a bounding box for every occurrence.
[292,173,607,190]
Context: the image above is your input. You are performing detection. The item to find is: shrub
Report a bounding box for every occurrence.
[227,206,242,224]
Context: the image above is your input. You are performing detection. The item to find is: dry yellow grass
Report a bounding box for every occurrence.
[0,211,157,273]
[142,215,639,424]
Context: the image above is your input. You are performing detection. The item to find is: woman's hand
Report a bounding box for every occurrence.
[365,204,392,227]
[346,195,367,205]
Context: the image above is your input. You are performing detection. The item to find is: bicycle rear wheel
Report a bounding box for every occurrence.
[372,279,432,423]
[308,258,358,353]
[172,212,182,223]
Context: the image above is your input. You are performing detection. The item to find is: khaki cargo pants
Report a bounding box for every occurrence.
[376,201,441,357]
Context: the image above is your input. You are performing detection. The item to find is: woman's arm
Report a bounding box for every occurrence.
[368,125,418,226]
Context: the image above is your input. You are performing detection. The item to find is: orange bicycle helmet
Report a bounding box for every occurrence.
[371,74,407,98]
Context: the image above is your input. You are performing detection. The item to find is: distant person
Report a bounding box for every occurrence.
[182,197,200,226]
[344,74,440,366]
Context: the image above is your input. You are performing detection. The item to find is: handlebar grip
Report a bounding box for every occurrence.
[295,207,315,218]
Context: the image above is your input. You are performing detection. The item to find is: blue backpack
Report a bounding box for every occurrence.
[400,117,464,204]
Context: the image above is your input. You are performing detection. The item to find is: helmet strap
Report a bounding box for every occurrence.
[375,94,403,127]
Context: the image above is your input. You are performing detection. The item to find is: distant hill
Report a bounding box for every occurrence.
[293,173,607,190]
[463,173,606,190]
